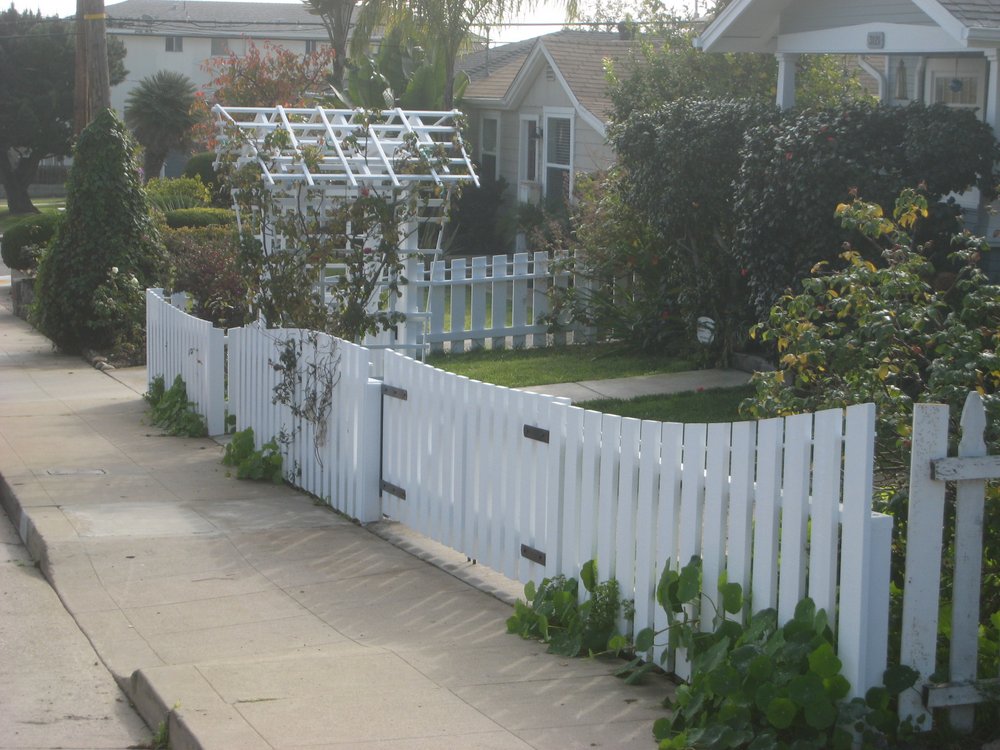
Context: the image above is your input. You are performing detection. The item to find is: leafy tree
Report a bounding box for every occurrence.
[605,0,877,119]
[125,71,197,181]
[351,0,540,110]
[191,40,338,144]
[32,109,167,358]
[0,7,126,214]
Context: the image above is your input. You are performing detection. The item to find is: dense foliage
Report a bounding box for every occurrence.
[183,152,229,207]
[164,207,235,229]
[145,375,208,437]
[0,211,61,271]
[606,98,778,361]
[735,102,1000,314]
[191,41,338,145]
[32,109,166,358]
[0,7,126,214]
[145,176,210,211]
[744,192,1000,722]
[163,226,249,327]
[507,560,627,657]
[649,557,919,750]
[222,428,283,482]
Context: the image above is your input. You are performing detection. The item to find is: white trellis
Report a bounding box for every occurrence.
[212,104,477,252]
[212,105,479,344]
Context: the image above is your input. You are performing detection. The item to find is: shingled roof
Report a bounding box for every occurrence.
[459,30,643,125]
[938,0,1000,29]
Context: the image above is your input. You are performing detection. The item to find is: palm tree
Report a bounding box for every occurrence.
[351,0,557,111]
[304,0,354,92]
[124,70,197,181]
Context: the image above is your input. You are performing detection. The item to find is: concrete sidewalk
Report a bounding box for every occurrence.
[0,300,672,749]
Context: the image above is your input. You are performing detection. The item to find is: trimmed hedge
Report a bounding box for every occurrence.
[164,207,235,228]
[1,211,62,271]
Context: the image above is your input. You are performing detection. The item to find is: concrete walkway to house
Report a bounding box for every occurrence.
[0,295,674,749]
[521,369,751,403]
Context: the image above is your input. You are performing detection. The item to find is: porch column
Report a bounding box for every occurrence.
[776,52,799,110]
[985,48,1000,134]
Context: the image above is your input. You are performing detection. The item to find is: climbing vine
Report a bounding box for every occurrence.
[215,109,466,343]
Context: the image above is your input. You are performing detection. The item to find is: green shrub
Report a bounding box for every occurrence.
[744,191,1000,711]
[222,427,283,482]
[163,226,249,327]
[1,211,61,271]
[145,375,207,437]
[506,559,627,658]
[145,176,210,211]
[648,557,919,750]
[32,109,167,356]
[446,177,512,254]
[164,207,235,229]
[183,151,228,207]
[735,102,1000,313]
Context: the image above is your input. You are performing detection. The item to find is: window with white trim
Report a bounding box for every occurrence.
[165,36,183,52]
[544,115,572,208]
[211,37,230,56]
[520,117,540,183]
[925,57,986,118]
[480,116,499,183]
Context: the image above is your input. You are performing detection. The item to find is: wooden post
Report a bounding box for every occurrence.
[74,0,110,135]
[899,403,950,727]
[949,393,988,732]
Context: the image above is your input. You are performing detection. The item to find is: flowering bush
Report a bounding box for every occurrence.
[164,226,249,328]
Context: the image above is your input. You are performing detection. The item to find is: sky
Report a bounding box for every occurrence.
[10,0,586,44]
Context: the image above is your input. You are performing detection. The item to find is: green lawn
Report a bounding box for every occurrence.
[426,343,697,389]
[0,199,65,235]
[578,385,755,424]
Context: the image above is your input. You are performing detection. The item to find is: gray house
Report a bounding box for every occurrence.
[458,30,641,210]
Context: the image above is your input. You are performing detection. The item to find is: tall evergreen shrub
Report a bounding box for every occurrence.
[33,109,166,356]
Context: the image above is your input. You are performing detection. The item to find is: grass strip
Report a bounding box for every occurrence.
[426,343,697,389]
[578,385,755,424]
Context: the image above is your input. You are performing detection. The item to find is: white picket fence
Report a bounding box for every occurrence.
[145,289,225,435]
[900,392,1000,729]
[145,289,894,699]
[379,349,891,693]
[227,323,382,522]
[320,251,587,357]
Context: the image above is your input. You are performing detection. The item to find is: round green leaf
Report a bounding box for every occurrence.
[804,697,836,730]
[807,642,842,679]
[765,697,798,729]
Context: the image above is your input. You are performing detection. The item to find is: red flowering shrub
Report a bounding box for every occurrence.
[164,226,250,328]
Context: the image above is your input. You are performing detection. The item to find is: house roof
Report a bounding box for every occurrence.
[459,30,642,127]
[697,0,1000,53]
[105,0,328,37]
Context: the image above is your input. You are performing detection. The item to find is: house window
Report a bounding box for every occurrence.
[305,39,319,54]
[520,118,539,183]
[544,115,572,208]
[924,57,986,118]
[211,38,230,56]
[165,35,183,52]
[480,116,499,183]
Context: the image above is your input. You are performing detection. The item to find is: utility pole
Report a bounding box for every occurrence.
[74,0,110,135]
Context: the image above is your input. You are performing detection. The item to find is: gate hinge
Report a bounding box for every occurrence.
[523,425,549,443]
[520,544,546,566]
[381,480,407,500]
[382,384,408,401]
